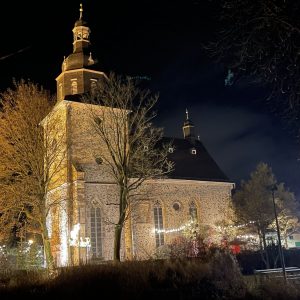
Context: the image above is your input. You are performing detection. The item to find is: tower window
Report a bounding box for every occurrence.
[83,32,89,40]
[74,29,90,41]
[90,207,102,258]
[76,31,82,41]
[71,79,78,95]
[168,147,174,153]
[154,203,164,247]
[90,79,98,93]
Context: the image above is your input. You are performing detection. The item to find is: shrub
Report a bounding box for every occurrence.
[0,257,247,299]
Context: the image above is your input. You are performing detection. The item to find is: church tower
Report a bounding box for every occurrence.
[56,4,106,101]
[46,4,130,266]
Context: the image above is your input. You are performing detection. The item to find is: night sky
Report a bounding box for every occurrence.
[1,0,300,195]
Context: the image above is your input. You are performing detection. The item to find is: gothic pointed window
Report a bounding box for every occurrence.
[90,207,102,258]
[71,79,78,95]
[153,202,164,247]
[189,201,198,221]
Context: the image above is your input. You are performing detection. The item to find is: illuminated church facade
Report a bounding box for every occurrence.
[45,5,234,266]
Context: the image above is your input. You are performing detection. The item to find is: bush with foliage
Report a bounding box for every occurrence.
[0,254,246,299]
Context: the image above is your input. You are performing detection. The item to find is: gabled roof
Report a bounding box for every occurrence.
[163,137,230,182]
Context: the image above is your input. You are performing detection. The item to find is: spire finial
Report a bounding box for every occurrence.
[186,108,189,120]
[79,3,83,20]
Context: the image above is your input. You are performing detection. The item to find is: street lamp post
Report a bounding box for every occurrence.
[271,185,287,283]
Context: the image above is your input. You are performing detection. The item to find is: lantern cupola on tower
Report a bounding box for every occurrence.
[62,3,95,72]
[56,3,106,102]
[72,4,90,54]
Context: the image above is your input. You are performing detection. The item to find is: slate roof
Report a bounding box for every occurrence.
[163,137,230,182]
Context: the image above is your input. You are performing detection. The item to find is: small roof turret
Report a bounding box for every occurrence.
[183,109,195,142]
[183,108,194,127]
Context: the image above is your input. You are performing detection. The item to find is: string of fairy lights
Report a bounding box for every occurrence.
[154,220,256,235]
[154,220,195,234]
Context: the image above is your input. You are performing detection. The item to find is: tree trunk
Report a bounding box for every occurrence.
[259,235,267,268]
[261,229,270,269]
[114,224,122,261]
[42,223,54,270]
[113,186,127,261]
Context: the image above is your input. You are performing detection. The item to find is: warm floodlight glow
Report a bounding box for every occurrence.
[70,223,91,248]
[70,223,80,245]
[60,208,68,266]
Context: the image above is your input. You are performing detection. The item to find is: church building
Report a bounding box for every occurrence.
[45,4,234,266]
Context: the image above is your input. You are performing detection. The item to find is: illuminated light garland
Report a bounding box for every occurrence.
[0,245,6,256]
[154,220,256,235]
[237,234,257,239]
[216,220,255,230]
[154,220,196,234]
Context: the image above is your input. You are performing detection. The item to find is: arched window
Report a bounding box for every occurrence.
[189,201,198,221]
[71,79,78,95]
[153,202,164,247]
[90,207,102,258]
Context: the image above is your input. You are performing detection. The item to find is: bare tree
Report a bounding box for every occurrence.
[0,80,67,269]
[210,0,300,129]
[83,73,173,261]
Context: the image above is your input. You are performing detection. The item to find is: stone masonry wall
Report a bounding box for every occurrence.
[131,180,234,259]
[81,163,233,261]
